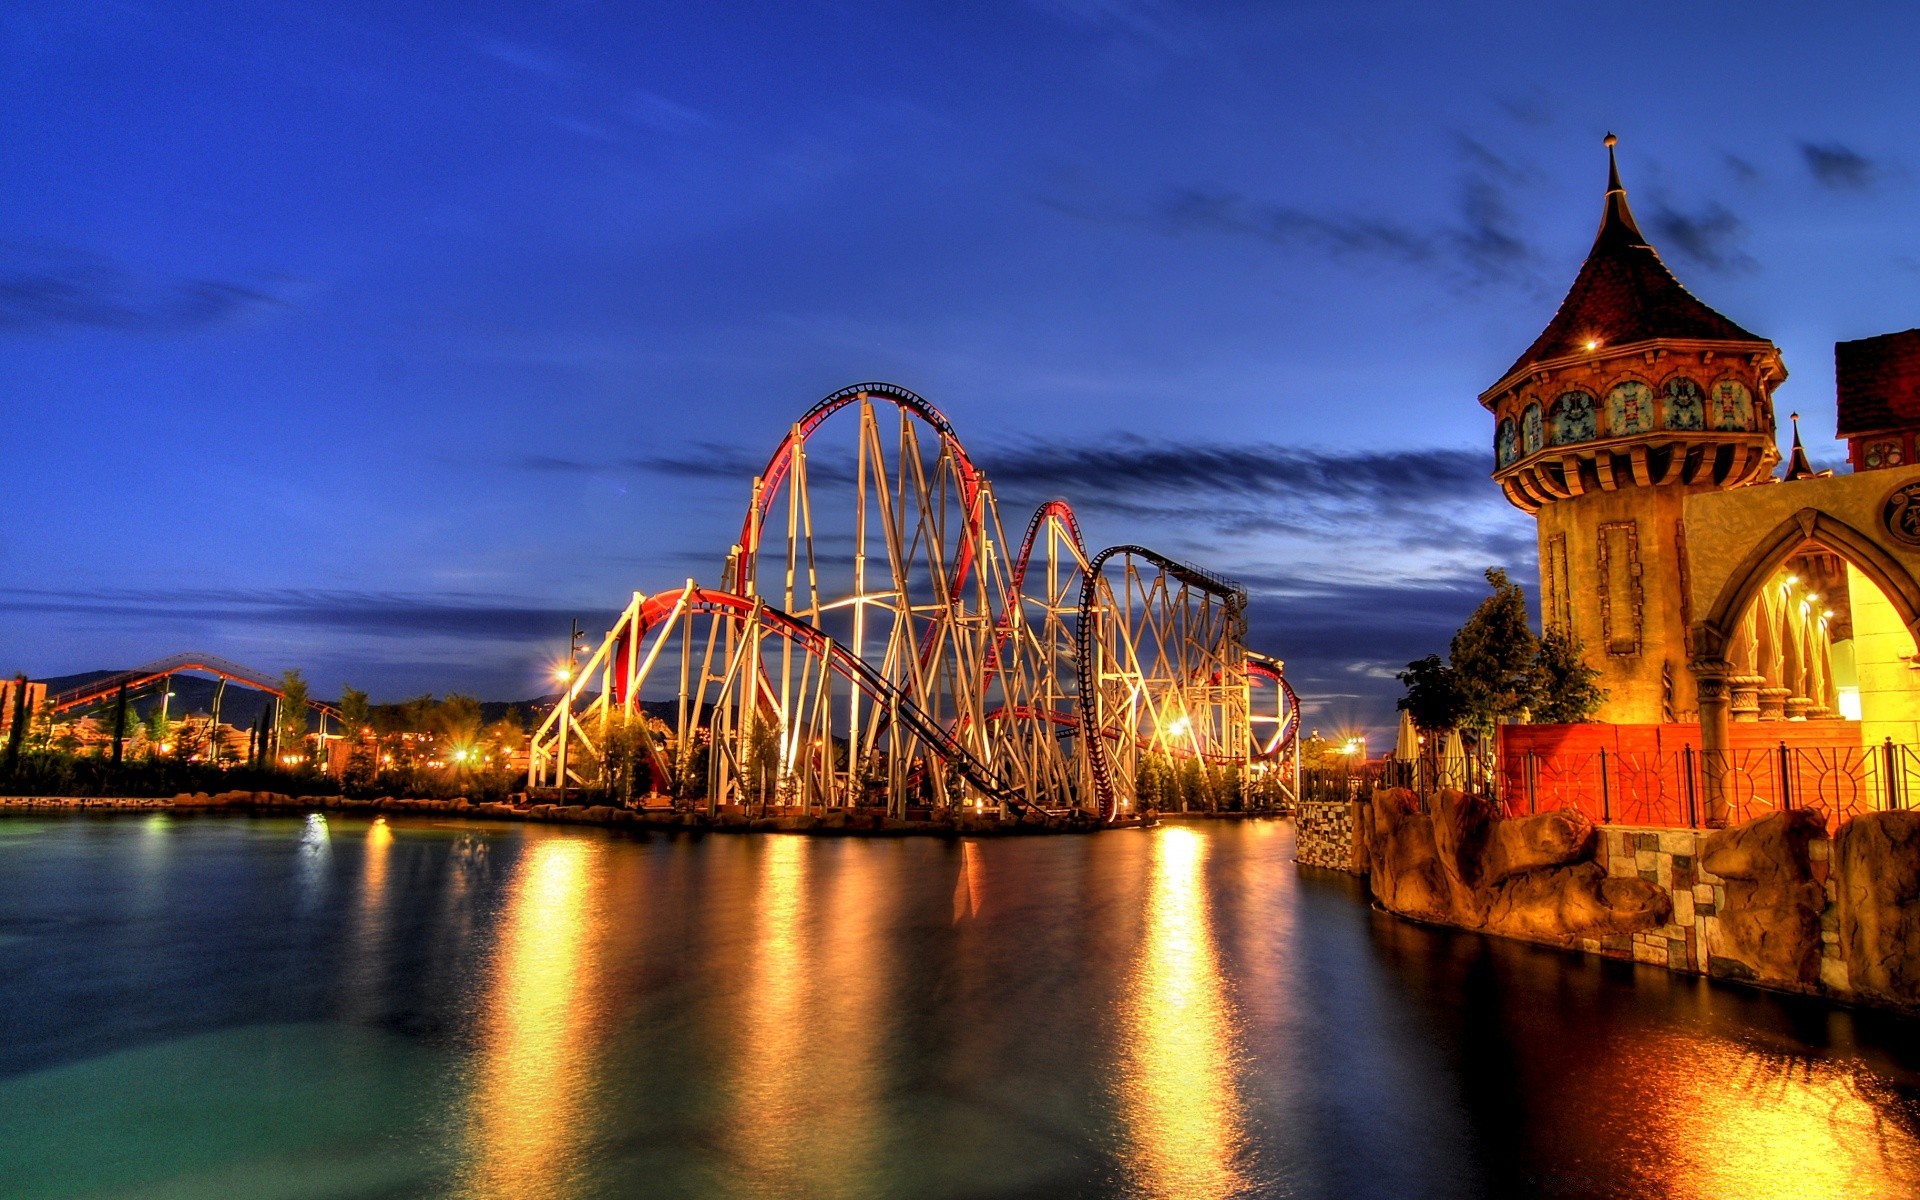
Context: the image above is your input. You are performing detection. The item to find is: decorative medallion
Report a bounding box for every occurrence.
[1864,438,1905,470]
[1548,390,1598,444]
[1662,377,1704,430]
[1606,380,1654,436]
[1708,379,1753,431]
[1496,418,1519,467]
[1883,482,1920,547]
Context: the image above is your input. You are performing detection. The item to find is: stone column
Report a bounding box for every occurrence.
[1729,602,1763,722]
[1695,657,1734,827]
[1754,586,1789,720]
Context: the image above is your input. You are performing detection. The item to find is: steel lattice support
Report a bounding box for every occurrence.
[528,383,1299,819]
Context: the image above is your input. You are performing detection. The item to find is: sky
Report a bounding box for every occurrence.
[3,1,1917,739]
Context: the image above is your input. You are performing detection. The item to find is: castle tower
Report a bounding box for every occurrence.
[1482,136,1787,723]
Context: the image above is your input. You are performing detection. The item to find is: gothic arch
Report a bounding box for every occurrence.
[1696,506,1920,662]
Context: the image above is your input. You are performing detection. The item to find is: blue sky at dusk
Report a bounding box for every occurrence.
[4,2,1917,737]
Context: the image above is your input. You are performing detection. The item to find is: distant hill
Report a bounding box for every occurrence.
[31,671,692,734]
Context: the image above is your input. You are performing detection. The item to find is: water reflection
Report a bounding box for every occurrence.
[457,835,603,1199]
[725,838,892,1196]
[952,838,982,923]
[1119,826,1248,1199]
[1643,1032,1920,1197]
[296,813,331,912]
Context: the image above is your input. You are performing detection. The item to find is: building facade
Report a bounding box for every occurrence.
[1490,138,1920,819]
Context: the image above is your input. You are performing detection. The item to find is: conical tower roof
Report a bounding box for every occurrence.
[1491,135,1770,393]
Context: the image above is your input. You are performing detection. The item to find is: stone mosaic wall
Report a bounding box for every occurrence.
[1584,825,1846,991]
[1295,798,1362,872]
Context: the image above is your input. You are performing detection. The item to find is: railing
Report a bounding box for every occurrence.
[1502,739,1920,832]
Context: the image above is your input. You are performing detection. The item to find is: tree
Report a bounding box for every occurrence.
[1397,655,1467,732]
[745,716,781,812]
[277,670,311,767]
[1449,568,1539,732]
[1531,628,1606,724]
[432,691,483,748]
[337,686,370,737]
[144,702,172,757]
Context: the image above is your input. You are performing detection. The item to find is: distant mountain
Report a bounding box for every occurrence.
[33,671,686,734]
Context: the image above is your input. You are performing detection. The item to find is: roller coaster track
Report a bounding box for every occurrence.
[532,382,1297,819]
[47,652,343,720]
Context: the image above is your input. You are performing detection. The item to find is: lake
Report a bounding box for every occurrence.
[2,813,1918,1198]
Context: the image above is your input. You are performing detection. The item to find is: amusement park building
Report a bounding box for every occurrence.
[1484,137,1920,810]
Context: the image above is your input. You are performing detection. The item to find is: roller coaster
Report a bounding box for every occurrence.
[528,383,1298,821]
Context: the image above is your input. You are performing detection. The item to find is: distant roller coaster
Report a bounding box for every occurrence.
[528,383,1298,821]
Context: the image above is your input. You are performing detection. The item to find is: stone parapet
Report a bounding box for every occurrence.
[1295,798,1365,873]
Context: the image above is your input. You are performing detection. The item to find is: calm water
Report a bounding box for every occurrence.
[2,815,1919,1199]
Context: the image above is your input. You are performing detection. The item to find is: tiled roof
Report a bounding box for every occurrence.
[1494,149,1770,389]
[1835,328,1920,439]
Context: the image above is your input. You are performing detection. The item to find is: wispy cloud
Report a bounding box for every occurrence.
[475,36,571,78]
[1723,154,1762,185]
[0,245,285,333]
[625,91,710,135]
[1049,138,1538,287]
[1026,0,1201,51]
[1647,199,1754,273]
[0,587,604,641]
[1800,142,1880,192]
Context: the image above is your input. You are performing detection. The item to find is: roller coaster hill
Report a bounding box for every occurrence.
[528,383,1300,823]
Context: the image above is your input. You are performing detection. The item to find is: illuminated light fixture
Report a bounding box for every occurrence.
[1807,593,1821,603]
[1786,574,1800,586]
[1584,338,1601,352]
[1824,609,1836,619]
[554,665,572,681]
[1166,715,1192,738]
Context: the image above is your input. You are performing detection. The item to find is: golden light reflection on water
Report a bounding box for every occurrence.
[1635,1030,1920,1199]
[362,816,391,908]
[724,838,890,1197]
[457,836,603,1200]
[730,837,813,1191]
[1119,825,1247,1200]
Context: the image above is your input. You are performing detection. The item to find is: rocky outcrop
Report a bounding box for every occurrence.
[1698,809,1826,987]
[1834,810,1920,1007]
[1365,787,1669,946]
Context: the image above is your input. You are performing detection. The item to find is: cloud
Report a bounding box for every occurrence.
[1646,200,1754,273]
[475,36,571,78]
[1800,142,1880,192]
[624,91,710,136]
[513,442,776,482]
[0,586,604,642]
[980,439,1487,504]
[973,436,1533,566]
[0,245,284,333]
[1062,138,1539,287]
[1723,155,1762,185]
[1026,0,1200,50]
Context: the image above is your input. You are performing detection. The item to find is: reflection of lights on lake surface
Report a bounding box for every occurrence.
[1634,1032,1920,1197]
[728,838,887,1195]
[296,813,330,906]
[732,837,811,1189]
[458,837,601,1199]
[1120,826,1246,1199]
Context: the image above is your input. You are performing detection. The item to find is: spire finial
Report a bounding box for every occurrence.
[1784,412,1815,481]
[1605,132,1622,192]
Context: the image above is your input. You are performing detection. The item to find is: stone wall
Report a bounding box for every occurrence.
[1353,786,1920,1013]
[1587,824,1847,992]
[1295,798,1364,873]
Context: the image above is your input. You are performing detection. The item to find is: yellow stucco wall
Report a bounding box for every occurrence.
[1682,466,1920,630]
[1845,562,1920,744]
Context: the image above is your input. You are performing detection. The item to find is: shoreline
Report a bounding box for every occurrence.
[0,791,1283,837]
